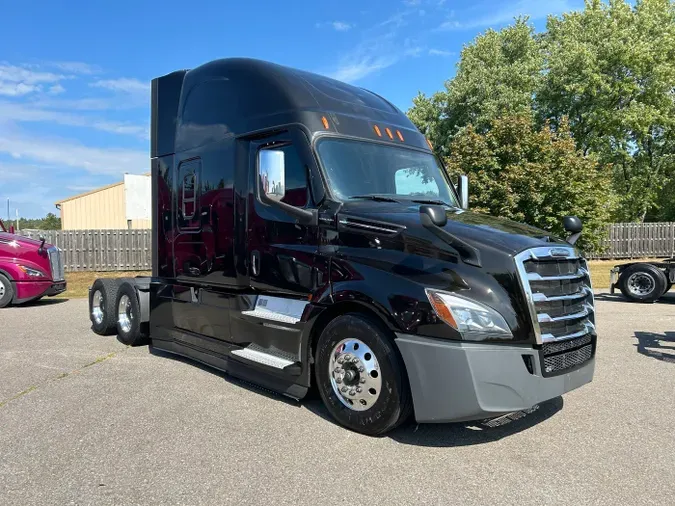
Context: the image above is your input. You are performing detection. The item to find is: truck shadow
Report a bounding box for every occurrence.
[386,396,564,447]
[149,346,564,444]
[633,331,675,364]
[14,297,69,308]
[594,292,675,305]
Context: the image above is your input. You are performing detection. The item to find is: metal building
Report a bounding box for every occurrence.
[55,174,151,230]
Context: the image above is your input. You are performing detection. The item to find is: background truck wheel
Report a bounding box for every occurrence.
[314,313,413,436]
[0,273,14,308]
[89,278,122,335]
[618,264,667,303]
[115,282,149,346]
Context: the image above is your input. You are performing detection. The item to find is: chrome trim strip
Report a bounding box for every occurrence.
[541,322,596,343]
[526,268,589,282]
[532,287,592,303]
[538,304,593,323]
[338,219,400,234]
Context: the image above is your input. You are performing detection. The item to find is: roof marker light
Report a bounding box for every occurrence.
[373,125,382,137]
[426,138,433,150]
[385,127,394,140]
[321,116,330,129]
[396,130,404,142]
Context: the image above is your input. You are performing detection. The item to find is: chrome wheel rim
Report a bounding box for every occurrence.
[329,338,382,411]
[92,290,104,324]
[118,294,133,333]
[0,283,5,297]
[627,272,655,296]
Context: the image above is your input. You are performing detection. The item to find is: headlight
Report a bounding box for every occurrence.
[425,288,512,341]
[18,265,45,277]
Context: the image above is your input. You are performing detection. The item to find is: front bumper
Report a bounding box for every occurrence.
[609,267,620,294]
[13,280,67,303]
[395,334,595,423]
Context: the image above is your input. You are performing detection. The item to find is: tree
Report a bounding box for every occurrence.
[18,213,61,230]
[409,18,543,154]
[539,0,675,222]
[409,0,675,223]
[444,113,616,252]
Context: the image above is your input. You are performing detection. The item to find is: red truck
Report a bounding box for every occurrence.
[0,219,66,308]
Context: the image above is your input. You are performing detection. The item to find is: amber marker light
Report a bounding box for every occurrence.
[373,125,382,137]
[321,116,330,129]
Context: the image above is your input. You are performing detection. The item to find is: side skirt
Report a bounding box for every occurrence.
[150,333,308,400]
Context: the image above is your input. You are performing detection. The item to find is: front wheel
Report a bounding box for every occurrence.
[314,314,413,436]
[0,273,14,308]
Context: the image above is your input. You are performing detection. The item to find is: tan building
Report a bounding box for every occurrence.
[55,174,151,230]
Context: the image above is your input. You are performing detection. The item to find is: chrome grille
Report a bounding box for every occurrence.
[48,247,65,282]
[515,246,596,346]
[543,344,593,374]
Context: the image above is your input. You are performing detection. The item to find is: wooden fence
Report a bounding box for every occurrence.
[590,222,675,259]
[17,229,151,272]
[14,222,675,270]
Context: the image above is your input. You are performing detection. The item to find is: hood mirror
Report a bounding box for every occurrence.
[563,216,582,245]
[38,234,46,255]
[8,225,15,234]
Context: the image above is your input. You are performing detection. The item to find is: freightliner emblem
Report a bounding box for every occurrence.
[549,248,571,257]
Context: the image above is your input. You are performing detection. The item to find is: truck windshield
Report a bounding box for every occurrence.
[316,138,459,206]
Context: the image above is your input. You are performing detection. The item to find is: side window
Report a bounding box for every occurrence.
[394,167,440,197]
[178,159,201,230]
[259,144,309,207]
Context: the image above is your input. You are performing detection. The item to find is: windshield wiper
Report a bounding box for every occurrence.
[412,198,456,208]
[349,194,400,203]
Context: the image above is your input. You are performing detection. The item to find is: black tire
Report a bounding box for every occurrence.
[664,281,673,295]
[89,278,122,335]
[0,273,14,308]
[314,313,413,436]
[618,264,667,303]
[115,282,149,346]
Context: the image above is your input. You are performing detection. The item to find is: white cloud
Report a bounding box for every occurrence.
[0,102,149,139]
[0,132,148,177]
[0,64,63,84]
[331,21,353,31]
[91,77,149,94]
[438,0,574,30]
[0,82,41,97]
[48,61,101,75]
[47,84,65,95]
[428,48,455,56]
[403,0,421,5]
[329,55,399,83]
[0,64,66,97]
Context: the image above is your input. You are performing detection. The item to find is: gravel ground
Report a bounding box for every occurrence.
[1,292,673,506]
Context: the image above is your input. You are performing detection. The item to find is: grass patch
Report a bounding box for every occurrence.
[588,258,665,289]
[0,385,37,409]
[56,271,151,299]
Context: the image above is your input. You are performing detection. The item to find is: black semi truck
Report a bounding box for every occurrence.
[89,58,596,435]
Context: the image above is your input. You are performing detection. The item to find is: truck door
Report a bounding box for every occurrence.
[171,148,235,345]
[229,128,326,358]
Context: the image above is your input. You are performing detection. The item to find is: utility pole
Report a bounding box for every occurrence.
[6,199,9,222]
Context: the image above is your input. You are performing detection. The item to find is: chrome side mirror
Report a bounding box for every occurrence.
[457,174,469,210]
[259,149,286,201]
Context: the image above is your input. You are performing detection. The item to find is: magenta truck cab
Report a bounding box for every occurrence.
[0,219,66,308]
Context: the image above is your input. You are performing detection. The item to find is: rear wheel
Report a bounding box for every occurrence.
[89,278,122,335]
[115,282,149,346]
[618,264,667,303]
[314,313,413,436]
[0,273,14,308]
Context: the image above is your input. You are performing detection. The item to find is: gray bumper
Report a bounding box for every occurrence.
[395,334,595,423]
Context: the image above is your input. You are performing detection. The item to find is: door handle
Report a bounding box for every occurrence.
[251,250,260,276]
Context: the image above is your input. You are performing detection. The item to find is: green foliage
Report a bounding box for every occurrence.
[444,113,616,251]
[408,0,675,223]
[539,0,675,221]
[17,213,61,231]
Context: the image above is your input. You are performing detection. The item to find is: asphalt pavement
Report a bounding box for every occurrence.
[1,291,674,506]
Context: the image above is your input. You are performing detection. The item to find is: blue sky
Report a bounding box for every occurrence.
[0,0,581,219]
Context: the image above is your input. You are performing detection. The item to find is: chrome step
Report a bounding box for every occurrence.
[231,345,295,369]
